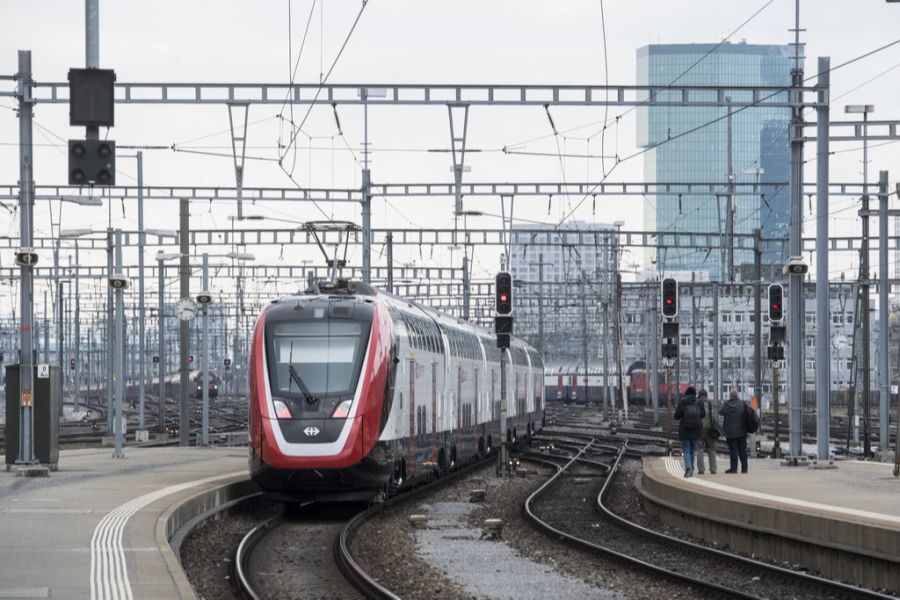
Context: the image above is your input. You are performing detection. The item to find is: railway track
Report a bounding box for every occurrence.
[524,440,893,600]
[234,507,365,600]
[234,450,502,600]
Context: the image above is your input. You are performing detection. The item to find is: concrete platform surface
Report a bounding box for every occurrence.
[0,447,247,599]
[642,455,900,593]
[648,456,900,528]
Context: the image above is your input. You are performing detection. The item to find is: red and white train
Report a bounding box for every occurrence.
[248,279,545,502]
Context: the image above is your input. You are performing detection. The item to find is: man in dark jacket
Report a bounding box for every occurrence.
[674,386,705,478]
[695,389,719,475]
[719,390,749,473]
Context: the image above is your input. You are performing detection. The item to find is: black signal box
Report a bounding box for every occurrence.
[661,341,678,359]
[69,139,116,186]
[68,68,116,127]
[494,315,513,335]
[767,345,785,361]
[662,321,679,339]
[770,325,786,344]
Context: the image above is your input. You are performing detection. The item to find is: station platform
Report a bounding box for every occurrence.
[0,447,248,599]
[640,456,900,594]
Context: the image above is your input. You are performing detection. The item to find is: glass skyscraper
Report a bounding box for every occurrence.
[637,42,796,280]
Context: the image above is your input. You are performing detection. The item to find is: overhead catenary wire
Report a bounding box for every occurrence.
[279,0,370,170]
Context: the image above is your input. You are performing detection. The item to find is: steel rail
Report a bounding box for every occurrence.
[524,441,761,599]
[234,514,283,600]
[336,451,506,599]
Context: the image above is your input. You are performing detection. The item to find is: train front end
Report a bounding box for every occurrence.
[248,293,394,502]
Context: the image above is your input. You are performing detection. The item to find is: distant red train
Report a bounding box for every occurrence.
[627,368,689,405]
[248,279,545,502]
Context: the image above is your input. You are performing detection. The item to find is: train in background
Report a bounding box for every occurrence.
[543,362,688,406]
[163,369,221,400]
[248,279,545,503]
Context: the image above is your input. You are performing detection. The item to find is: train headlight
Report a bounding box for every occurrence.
[331,399,352,419]
[273,399,292,419]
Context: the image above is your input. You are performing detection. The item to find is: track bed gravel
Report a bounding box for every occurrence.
[179,498,280,600]
[351,455,702,599]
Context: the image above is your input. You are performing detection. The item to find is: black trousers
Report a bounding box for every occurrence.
[726,436,748,472]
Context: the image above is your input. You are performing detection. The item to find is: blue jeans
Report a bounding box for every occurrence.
[681,439,696,471]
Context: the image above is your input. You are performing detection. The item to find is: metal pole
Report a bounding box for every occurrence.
[113,230,124,458]
[58,280,64,417]
[42,290,48,363]
[137,151,146,431]
[538,254,544,356]
[879,170,890,452]
[361,90,371,283]
[15,49,36,466]
[386,232,393,294]
[691,290,697,385]
[580,277,589,404]
[74,246,80,411]
[753,229,762,405]
[158,256,166,436]
[773,364,781,457]
[666,365,673,443]
[788,31,805,456]
[602,302,610,415]
[862,111,872,458]
[614,273,625,419]
[85,0,99,141]
[650,282,660,427]
[179,198,190,446]
[462,255,470,321]
[202,253,209,446]
[815,57,831,460]
[498,349,508,476]
[726,98,735,281]
[713,281,720,406]
[106,228,113,432]
[52,241,59,415]
[700,317,706,391]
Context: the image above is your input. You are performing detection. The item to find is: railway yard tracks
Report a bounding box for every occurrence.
[525,436,894,600]
[181,407,895,599]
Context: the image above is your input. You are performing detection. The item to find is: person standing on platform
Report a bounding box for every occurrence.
[720,390,749,473]
[695,389,719,475]
[674,386,705,478]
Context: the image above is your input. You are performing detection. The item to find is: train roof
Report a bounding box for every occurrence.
[268,278,541,357]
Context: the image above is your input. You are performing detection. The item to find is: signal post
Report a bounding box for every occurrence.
[494,272,513,477]
[660,278,679,452]
[767,284,785,458]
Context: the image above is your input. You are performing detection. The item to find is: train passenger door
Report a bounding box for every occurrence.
[477,338,487,429]
[439,328,452,435]
[407,358,417,477]
[525,351,533,414]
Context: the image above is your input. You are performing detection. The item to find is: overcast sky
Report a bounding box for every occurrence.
[2,0,900,309]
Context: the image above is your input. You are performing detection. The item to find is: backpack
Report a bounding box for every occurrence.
[683,401,702,432]
[744,404,760,434]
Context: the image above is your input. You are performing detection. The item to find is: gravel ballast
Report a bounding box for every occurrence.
[180,499,280,600]
[350,457,700,599]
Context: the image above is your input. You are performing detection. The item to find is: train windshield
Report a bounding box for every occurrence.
[268,320,369,399]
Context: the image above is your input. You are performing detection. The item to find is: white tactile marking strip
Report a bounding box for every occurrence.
[661,456,900,527]
[90,470,244,600]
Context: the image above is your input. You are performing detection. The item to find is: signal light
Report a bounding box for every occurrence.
[768,284,784,323]
[495,272,513,315]
[661,278,678,318]
[69,139,116,186]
